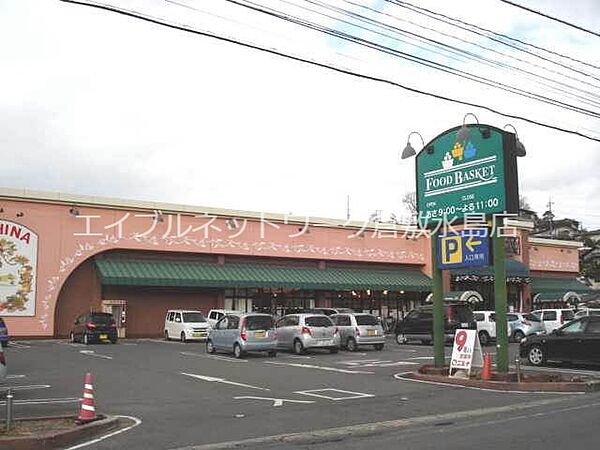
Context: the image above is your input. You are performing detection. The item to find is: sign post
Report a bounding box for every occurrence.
[415,124,519,373]
[431,230,445,368]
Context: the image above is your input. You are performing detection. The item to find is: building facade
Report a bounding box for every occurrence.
[0,188,592,338]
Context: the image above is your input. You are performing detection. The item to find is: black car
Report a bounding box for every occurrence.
[520,316,600,366]
[70,312,118,345]
[395,302,477,345]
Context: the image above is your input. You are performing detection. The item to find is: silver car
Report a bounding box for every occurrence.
[507,312,544,342]
[276,314,340,354]
[206,313,277,358]
[332,313,385,351]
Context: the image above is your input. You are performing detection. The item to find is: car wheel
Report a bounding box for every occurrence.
[164,330,169,341]
[395,334,407,345]
[528,345,546,366]
[478,331,490,346]
[329,347,339,354]
[268,350,277,357]
[206,339,216,354]
[233,343,244,359]
[346,338,358,352]
[513,330,525,342]
[374,343,384,351]
[180,332,186,343]
[293,339,305,355]
[83,333,89,345]
[69,332,75,343]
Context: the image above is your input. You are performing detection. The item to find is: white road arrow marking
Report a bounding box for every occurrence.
[180,372,270,391]
[79,350,113,360]
[233,396,315,407]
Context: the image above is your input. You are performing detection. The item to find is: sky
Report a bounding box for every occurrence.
[1,0,600,228]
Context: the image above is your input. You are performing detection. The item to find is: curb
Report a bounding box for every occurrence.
[404,371,600,393]
[0,415,122,450]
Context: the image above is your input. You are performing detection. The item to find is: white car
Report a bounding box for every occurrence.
[531,309,575,333]
[473,311,497,346]
[207,309,242,328]
[164,310,211,342]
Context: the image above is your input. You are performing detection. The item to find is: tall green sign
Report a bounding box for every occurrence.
[416,125,519,226]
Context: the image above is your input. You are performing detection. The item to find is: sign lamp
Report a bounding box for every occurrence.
[504,124,527,157]
[456,112,480,141]
[401,131,425,159]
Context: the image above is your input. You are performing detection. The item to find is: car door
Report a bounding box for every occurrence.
[211,316,228,349]
[334,315,352,342]
[400,310,420,339]
[276,316,294,349]
[541,310,558,333]
[581,318,600,363]
[224,315,240,350]
[73,314,84,340]
[165,312,174,336]
[546,318,587,362]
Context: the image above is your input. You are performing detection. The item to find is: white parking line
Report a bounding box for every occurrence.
[62,415,142,450]
[0,384,51,392]
[233,396,315,407]
[6,374,26,379]
[8,342,31,349]
[0,397,80,405]
[518,366,600,377]
[79,350,113,360]
[181,372,270,391]
[295,388,375,401]
[264,361,374,374]
[180,351,248,363]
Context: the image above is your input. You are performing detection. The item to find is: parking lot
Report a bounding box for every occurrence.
[1,337,599,449]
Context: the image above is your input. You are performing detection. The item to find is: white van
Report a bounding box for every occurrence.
[531,309,575,333]
[164,310,211,342]
[207,309,242,328]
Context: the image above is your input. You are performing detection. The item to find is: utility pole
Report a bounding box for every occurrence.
[346,195,350,221]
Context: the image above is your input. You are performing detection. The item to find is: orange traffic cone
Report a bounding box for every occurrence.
[481,353,492,380]
[76,373,97,424]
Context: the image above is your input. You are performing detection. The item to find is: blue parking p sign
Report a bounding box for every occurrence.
[437,231,490,269]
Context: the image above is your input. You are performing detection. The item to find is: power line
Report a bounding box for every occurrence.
[500,0,600,38]
[299,0,600,108]
[225,0,600,118]
[59,0,600,143]
[386,0,600,76]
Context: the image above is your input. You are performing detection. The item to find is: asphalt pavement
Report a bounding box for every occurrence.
[0,337,598,449]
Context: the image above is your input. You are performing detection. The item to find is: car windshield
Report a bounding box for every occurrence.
[90,314,114,324]
[473,313,484,321]
[355,315,378,326]
[245,316,274,330]
[182,313,206,323]
[305,316,333,327]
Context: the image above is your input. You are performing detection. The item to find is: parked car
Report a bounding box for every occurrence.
[276,314,340,354]
[507,312,544,342]
[164,310,211,342]
[207,309,242,327]
[395,303,477,345]
[70,312,118,345]
[206,313,277,358]
[0,345,6,383]
[305,308,355,316]
[332,313,385,351]
[531,309,575,333]
[473,311,496,346]
[520,316,600,366]
[0,318,9,348]
[574,308,600,319]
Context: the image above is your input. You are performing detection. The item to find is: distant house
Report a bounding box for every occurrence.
[533,216,581,241]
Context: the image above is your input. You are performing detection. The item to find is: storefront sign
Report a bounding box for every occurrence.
[416,125,519,227]
[0,220,38,316]
[449,329,483,377]
[437,231,490,269]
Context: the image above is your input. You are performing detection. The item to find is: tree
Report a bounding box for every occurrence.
[402,192,417,217]
[519,195,531,210]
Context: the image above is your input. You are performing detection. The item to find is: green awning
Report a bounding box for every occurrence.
[94,258,432,291]
[451,259,529,279]
[530,276,593,295]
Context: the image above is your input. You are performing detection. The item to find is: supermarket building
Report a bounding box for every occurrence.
[0,188,591,338]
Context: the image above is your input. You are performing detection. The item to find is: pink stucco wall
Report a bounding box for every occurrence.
[1,199,428,337]
[528,243,579,273]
